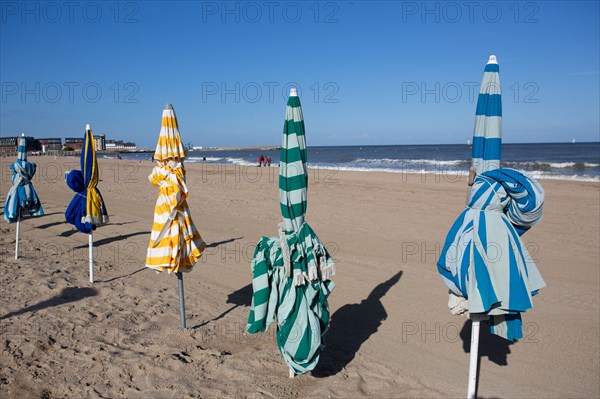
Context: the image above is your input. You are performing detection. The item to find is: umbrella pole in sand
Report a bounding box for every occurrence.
[467,314,487,399]
[466,170,479,399]
[15,212,21,260]
[89,232,94,285]
[177,272,186,329]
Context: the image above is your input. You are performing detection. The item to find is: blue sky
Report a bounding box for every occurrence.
[1,0,599,147]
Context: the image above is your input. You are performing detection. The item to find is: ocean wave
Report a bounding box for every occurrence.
[308,164,469,176]
[309,164,598,182]
[178,154,599,181]
[187,156,223,162]
[547,162,599,168]
[528,172,600,182]
[503,161,600,170]
[353,158,599,170]
[225,157,257,166]
[351,158,469,168]
[179,157,599,181]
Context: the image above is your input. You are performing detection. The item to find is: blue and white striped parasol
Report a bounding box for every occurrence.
[437,56,545,399]
[4,133,44,259]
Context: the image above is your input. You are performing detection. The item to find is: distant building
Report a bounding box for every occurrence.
[0,136,18,152]
[105,139,137,151]
[0,136,41,153]
[64,137,84,151]
[105,140,117,151]
[95,134,106,151]
[0,137,19,152]
[38,138,62,152]
[122,142,137,151]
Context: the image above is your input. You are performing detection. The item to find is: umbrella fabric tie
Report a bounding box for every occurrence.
[11,163,32,185]
[448,291,469,316]
[287,222,336,286]
[82,187,109,226]
[278,222,335,285]
[152,209,177,248]
[279,223,292,278]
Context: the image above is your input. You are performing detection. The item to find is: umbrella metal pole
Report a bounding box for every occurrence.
[89,232,94,286]
[15,213,20,260]
[177,272,186,329]
[467,314,483,399]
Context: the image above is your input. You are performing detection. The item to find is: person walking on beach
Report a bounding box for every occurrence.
[265,156,271,167]
[258,155,264,167]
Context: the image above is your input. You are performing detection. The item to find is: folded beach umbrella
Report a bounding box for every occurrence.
[146,103,206,329]
[65,124,109,284]
[436,56,545,399]
[4,133,44,259]
[247,88,336,377]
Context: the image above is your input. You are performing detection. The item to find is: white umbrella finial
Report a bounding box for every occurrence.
[488,55,498,64]
[289,88,298,97]
[165,102,173,110]
[86,124,91,131]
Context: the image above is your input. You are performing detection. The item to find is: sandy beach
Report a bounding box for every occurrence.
[1,156,598,399]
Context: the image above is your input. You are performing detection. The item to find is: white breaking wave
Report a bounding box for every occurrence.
[187,156,223,162]
[504,161,600,169]
[527,171,600,182]
[178,155,599,182]
[353,158,465,166]
[309,164,598,182]
[547,162,576,168]
[546,162,599,168]
[309,164,468,176]
[225,157,257,166]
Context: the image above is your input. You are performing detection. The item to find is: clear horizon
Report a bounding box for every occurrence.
[3,134,599,150]
[1,1,599,147]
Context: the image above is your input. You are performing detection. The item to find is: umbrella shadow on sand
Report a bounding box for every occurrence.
[313,271,403,377]
[73,231,150,249]
[60,229,79,238]
[97,267,146,283]
[36,220,67,229]
[206,237,243,248]
[0,287,97,320]
[32,211,62,217]
[460,319,515,366]
[191,283,253,329]
[32,213,71,229]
